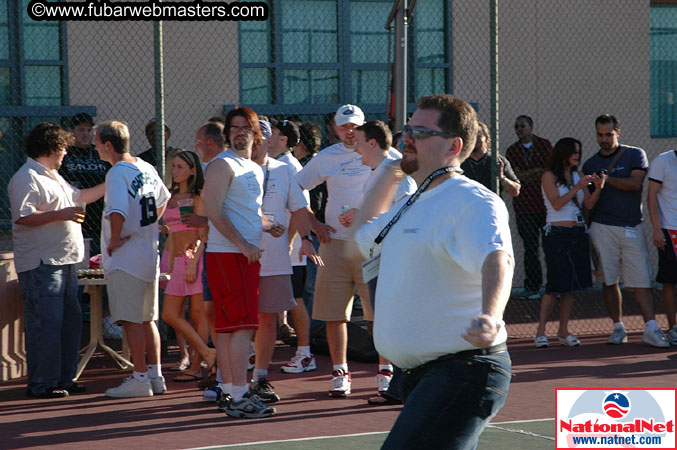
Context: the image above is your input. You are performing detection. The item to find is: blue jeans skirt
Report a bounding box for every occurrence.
[381,348,511,450]
[542,225,592,295]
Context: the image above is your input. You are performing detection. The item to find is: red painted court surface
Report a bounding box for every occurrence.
[1,335,675,449]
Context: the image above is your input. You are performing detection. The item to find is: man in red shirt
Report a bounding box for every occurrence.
[505,115,552,297]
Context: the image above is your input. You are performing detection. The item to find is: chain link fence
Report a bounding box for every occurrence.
[2,0,675,340]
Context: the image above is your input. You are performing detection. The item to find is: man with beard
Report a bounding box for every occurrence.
[202,107,275,418]
[347,94,514,448]
[10,122,104,398]
[582,114,669,348]
[296,105,372,397]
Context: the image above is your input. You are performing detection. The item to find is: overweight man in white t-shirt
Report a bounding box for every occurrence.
[296,105,372,397]
[95,121,170,398]
[347,94,514,448]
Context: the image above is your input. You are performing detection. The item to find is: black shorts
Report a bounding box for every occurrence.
[656,229,677,284]
[291,265,307,299]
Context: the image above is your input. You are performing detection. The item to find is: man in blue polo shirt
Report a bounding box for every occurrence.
[582,114,669,348]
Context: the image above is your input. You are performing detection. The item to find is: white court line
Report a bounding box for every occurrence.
[185,431,390,449]
[487,418,556,441]
[491,417,555,425]
[186,419,557,449]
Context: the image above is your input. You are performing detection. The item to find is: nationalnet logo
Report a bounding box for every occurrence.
[556,389,676,449]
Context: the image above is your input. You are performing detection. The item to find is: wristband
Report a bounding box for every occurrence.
[301,235,313,243]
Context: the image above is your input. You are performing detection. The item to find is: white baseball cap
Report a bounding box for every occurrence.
[334,104,365,127]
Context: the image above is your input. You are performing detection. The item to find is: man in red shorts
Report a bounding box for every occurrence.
[203,107,275,418]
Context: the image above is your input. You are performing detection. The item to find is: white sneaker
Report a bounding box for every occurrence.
[376,370,393,394]
[607,327,627,345]
[642,328,670,348]
[150,376,166,394]
[668,326,677,346]
[281,351,317,374]
[328,369,351,397]
[106,377,153,398]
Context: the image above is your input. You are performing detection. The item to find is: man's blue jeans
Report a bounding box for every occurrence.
[18,263,82,394]
[381,351,511,450]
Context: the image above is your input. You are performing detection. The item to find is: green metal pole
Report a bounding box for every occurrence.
[154,16,165,180]
[490,0,499,194]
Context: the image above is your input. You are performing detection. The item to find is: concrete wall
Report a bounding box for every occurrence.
[453,0,677,157]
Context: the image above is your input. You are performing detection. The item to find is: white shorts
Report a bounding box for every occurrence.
[589,223,652,288]
[107,270,159,324]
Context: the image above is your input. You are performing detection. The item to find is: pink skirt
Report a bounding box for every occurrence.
[164,254,204,297]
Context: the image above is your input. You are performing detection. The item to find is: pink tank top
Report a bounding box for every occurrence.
[164,207,200,233]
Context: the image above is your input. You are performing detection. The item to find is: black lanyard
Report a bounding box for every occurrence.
[262,160,270,196]
[374,166,463,244]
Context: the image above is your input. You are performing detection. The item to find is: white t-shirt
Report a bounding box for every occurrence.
[102,158,170,282]
[207,149,264,253]
[354,176,513,369]
[296,142,371,240]
[277,151,309,266]
[9,157,84,273]
[259,158,308,276]
[363,148,417,203]
[648,150,677,229]
[541,171,585,223]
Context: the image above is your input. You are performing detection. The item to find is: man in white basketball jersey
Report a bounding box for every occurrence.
[95,121,171,398]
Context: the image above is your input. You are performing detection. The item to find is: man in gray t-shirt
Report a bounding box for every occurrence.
[582,114,669,348]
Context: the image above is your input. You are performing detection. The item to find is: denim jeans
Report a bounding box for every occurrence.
[381,351,511,450]
[18,263,82,394]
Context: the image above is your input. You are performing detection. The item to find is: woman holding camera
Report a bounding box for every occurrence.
[534,137,606,347]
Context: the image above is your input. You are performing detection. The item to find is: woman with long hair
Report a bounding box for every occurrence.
[160,149,216,380]
[534,137,605,347]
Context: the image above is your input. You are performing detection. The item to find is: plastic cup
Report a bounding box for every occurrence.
[74,201,86,223]
[178,198,194,223]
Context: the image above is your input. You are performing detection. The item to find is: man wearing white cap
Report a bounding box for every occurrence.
[296,105,372,397]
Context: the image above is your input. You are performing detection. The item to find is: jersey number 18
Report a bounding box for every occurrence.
[140,196,158,226]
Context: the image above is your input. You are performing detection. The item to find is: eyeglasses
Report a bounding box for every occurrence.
[402,125,455,140]
[230,125,253,135]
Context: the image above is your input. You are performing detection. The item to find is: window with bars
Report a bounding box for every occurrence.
[650,2,677,137]
[238,0,452,126]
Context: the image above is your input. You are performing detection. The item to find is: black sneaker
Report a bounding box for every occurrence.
[217,392,232,412]
[226,393,275,418]
[250,377,280,403]
[64,383,87,394]
[26,387,69,399]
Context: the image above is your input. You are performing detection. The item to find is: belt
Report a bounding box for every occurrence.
[403,342,508,375]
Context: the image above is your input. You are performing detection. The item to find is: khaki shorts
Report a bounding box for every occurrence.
[107,270,158,324]
[312,239,373,322]
[258,275,297,313]
[589,223,652,288]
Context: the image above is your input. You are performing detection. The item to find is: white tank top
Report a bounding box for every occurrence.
[542,171,584,223]
[207,149,264,253]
